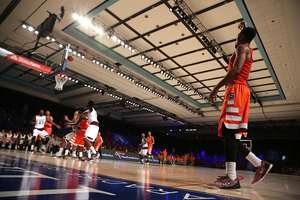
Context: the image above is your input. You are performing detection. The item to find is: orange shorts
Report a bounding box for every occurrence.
[37,128,52,141]
[69,130,85,147]
[218,84,250,139]
[147,145,153,154]
[94,142,101,151]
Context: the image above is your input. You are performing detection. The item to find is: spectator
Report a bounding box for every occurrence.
[162,149,167,164]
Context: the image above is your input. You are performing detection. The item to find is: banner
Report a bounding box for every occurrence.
[100,149,159,163]
[6,54,52,74]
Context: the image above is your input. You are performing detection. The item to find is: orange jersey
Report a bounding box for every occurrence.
[226,45,253,86]
[79,118,89,130]
[162,151,167,156]
[147,136,153,145]
[44,116,52,129]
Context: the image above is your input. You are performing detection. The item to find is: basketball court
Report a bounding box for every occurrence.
[0,0,299,199]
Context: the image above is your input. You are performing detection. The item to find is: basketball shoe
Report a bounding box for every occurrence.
[252,160,273,185]
[206,175,241,189]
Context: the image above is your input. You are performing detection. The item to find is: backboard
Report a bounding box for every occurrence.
[40,43,70,81]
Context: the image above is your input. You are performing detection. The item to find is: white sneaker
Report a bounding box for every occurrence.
[39,149,45,155]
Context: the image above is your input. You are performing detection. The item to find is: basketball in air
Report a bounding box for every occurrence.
[67,55,74,62]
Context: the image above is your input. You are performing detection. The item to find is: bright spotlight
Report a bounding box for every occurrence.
[73,13,79,20]
[28,26,34,32]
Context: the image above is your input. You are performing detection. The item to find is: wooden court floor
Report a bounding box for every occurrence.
[0,149,299,200]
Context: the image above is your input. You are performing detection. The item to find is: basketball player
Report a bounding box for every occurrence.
[19,132,26,150]
[76,100,99,160]
[56,110,81,157]
[207,21,272,189]
[138,133,148,164]
[38,111,54,154]
[12,131,20,150]
[69,115,89,160]
[94,132,103,159]
[0,129,6,148]
[146,131,155,160]
[5,130,13,149]
[30,110,61,154]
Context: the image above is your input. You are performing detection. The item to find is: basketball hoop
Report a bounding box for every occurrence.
[55,73,68,91]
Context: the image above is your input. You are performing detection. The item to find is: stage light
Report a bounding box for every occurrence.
[22,24,27,29]
[34,30,39,35]
[28,26,34,32]
[73,13,79,20]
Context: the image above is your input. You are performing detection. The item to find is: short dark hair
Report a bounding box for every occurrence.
[240,27,256,43]
[88,100,94,107]
[76,110,82,114]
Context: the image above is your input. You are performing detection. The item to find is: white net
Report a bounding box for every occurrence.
[55,74,68,91]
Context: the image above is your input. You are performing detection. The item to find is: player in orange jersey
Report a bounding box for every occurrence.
[94,132,103,159]
[207,22,272,190]
[69,116,89,160]
[146,131,155,162]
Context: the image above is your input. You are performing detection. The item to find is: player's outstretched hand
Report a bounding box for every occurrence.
[64,115,69,121]
[56,125,61,129]
[208,87,219,103]
[238,21,247,30]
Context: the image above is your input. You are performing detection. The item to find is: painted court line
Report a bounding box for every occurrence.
[169,183,206,188]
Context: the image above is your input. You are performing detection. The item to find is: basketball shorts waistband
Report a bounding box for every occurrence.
[90,121,99,126]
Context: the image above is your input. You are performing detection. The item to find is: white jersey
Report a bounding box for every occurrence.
[27,135,33,140]
[13,133,19,138]
[6,133,12,139]
[0,132,5,138]
[19,134,26,140]
[141,138,148,148]
[35,115,46,129]
[87,107,98,124]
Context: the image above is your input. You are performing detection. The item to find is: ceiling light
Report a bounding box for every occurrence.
[46,36,50,40]
[96,61,99,65]
[112,36,117,41]
[72,51,76,55]
[73,13,79,20]
[51,37,55,42]
[124,44,128,48]
[28,26,34,32]
[107,34,111,39]
[34,30,39,35]
[22,24,27,29]
[77,53,81,57]
[59,43,64,48]
[81,55,85,59]
[128,46,132,51]
[121,41,125,46]
[131,49,135,53]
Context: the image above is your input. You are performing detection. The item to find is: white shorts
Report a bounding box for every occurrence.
[64,132,76,142]
[33,129,48,139]
[139,148,148,157]
[84,125,99,142]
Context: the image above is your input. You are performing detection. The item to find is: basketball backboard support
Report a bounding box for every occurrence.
[40,43,70,81]
[241,140,252,151]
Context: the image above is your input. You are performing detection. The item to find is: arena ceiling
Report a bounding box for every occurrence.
[0,0,299,128]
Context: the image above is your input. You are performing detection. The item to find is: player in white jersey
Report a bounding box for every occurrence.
[0,129,6,148]
[12,131,20,150]
[56,110,80,157]
[5,130,13,149]
[139,133,148,164]
[72,100,99,160]
[19,132,26,150]
[30,110,60,153]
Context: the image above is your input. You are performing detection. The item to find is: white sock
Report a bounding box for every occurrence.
[226,162,237,180]
[90,146,96,154]
[41,145,46,150]
[79,152,83,157]
[65,149,69,156]
[87,150,91,158]
[72,151,76,157]
[246,152,262,167]
[59,148,64,154]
